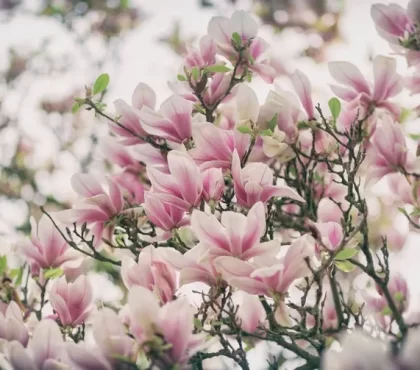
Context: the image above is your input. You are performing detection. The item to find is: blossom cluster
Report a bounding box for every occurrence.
[2,3,420,370]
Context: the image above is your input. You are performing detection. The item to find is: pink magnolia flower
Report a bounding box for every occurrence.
[100,136,167,173]
[49,275,92,327]
[290,69,316,120]
[366,115,409,185]
[231,150,304,208]
[138,94,193,144]
[158,243,220,286]
[146,150,203,211]
[191,201,280,260]
[233,291,266,333]
[215,235,314,296]
[112,171,146,206]
[201,168,224,203]
[184,35,216,70]
[258,70,314,143]
[371,3,413,46]
[329,55,403,118]
[258,88,301,144]
[208,11,275,82]
[376,274,410,312]
[189,122,250,170]
[121,245,177,303]
[21,214,78,271]
[142,192,189,232]
[317,198,343,224]
[0,301,28,346]
[128,286,205,366]
[8,319,64,370]
[312,221,344,252]
[66,344,112,370]
[57,173,124,248]
[112,82,156,145]
[64,308,138,370]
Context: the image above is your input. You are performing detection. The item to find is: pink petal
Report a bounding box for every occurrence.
[71,173,104,198]
[132,82,156,110]
[242,202,266,253]
[291,70,314,119]
[373,55,402,101]
[191,210,231,252]
[329,84,360,101]
[236,84,260,123]
[207,16,231,46]
[167,151,202,206]
[328,61,371,95]
[228,11,258,40]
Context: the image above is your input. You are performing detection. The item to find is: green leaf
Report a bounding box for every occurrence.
[120,0,129,8]
[194,318,203,330]
[409,133,420,141]
[191,67,200,81]
[237,125,253,135]
[259,129,273,136]
[177,74,187,81]
[71,101,80,114]
[44,267,64,279]
[205,64,231,73]
[410,208,420,217]
[231,32,242,47]
[0,255,7,276]
[335,248,358,261]
[10,267,24,286]
[93,74,110,96]
[399,107,411,123]
[267,113,278,132]
[328,97,341,120]
[335,260,356,273]
[398,207,408,217]
[381,306,392,316]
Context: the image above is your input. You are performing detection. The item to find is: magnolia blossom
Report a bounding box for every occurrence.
[207,10,275,82]
[366,115,409,185]
[121,245,177,303]
[112,82,156,145]
[21,215,78,272]
[138,94,193,144]
[329,55,402,118]
[312,221,344,252]
[128,286,204,366]
[371,1,420,66]
[49,275,92,327]
[215,235,314,296]
[189,122,250,170]
[234,291,266,333]
[7,319,64,370]
[142,192,189,232]
[191,201,280,260]
[65,308,137,370]
[56,173,124,248]
[201,168,224,203]
[231,150,304,208]
[0,302,28,346]
[146,150,203,210]
[158,243,220,286]
[184,35,216,71]
[258,70,315,143]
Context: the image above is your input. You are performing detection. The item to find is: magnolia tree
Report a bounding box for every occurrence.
[3,2,420,370]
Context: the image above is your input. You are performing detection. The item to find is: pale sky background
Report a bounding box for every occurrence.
[1,0,419,368]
